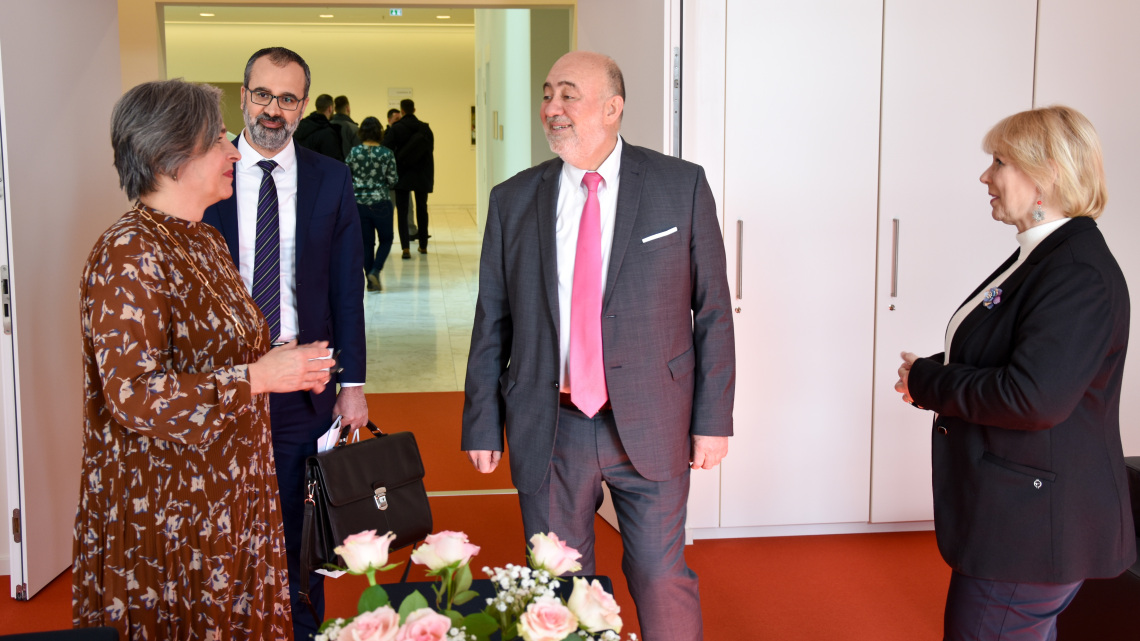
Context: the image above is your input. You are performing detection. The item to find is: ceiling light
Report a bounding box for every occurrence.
[319,14,334,18]
[437,15,451,19]
[199,13,215,17]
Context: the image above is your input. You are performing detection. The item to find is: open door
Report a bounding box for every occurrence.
[0,0,124,599]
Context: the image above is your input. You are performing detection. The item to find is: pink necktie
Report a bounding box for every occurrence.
[569,172,608,417]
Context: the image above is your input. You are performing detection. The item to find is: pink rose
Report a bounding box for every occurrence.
[518,596,579,641]
[528,532,582,576]
[395,608,453,641]
[410,531,480,571]
[567,577,622,633]
[343,606,400,641]
[335,530,397,574]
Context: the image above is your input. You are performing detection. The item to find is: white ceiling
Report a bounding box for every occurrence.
[163,5,476,26]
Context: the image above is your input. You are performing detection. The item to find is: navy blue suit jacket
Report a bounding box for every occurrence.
[203,143,365,417]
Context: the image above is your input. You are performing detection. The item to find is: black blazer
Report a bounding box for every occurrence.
[382,114,434,193]
[910,216,1136,583]
[202,144,366,417]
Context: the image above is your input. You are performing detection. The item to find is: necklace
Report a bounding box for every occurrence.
[131,203,265,353]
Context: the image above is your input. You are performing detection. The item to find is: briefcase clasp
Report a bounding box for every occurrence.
[374,487,388,511]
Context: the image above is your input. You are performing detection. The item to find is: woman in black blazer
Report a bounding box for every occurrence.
[895,106,1136,641]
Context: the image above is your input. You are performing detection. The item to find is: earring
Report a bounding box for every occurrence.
[1032,199,1044,222]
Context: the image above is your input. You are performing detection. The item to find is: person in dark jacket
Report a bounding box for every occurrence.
[293,93,344,162]
[331,95,362,158]
[382,98,433,257]
[895,105,1136,641]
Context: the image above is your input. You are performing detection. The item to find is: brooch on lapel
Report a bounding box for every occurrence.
[982,287,1002,309]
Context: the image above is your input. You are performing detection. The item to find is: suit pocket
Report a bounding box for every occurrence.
[640,229,682,253]
[668,347,696,381]
[982,451,1058,483]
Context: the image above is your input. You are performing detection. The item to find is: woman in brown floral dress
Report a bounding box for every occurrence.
[73,79,334,640]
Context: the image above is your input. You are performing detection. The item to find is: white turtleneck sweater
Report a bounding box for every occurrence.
[943,218,1071,364]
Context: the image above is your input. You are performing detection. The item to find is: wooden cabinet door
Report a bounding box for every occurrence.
[870,0,1037,523]
[719,0,883,527]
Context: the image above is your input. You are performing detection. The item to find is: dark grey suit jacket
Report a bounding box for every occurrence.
[910,217,1136,583]
[462,142,736,495]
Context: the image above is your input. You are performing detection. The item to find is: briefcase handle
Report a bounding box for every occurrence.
[334,419,385,448]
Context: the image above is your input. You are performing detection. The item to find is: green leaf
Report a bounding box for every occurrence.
[397,590,430,622]
[455,563,474,593]
[452,589,480,605]
[357,585,389,614]
[443,608,464,627]
[502,620,519,640]
[377,562,401,573]
[461,612,499,637]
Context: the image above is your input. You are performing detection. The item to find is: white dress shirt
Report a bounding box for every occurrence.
[943,217,1071,363]
[556,136,623,391]
[235,133,300,343]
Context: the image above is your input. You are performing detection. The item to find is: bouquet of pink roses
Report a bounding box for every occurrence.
[314,529,635,641]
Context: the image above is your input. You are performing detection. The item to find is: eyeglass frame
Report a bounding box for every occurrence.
[243,86,306,111]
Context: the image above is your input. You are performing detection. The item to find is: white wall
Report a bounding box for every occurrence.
[0,0,124,585]
[164,22,477,206]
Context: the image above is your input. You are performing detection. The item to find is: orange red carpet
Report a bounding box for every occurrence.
[1,392,950,639]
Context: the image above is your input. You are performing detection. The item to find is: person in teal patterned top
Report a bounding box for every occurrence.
[346,116,399,291]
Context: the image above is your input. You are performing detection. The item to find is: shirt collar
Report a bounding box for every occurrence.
[237,130,296,173]
[561,136,623,190]
[1016,216,1070,256]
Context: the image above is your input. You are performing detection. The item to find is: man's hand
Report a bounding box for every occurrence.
[690,435,729,470]
[467,450,502,473]
[333,386,369,429]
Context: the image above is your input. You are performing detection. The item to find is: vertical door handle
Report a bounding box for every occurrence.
[735,220,743,300]
[890,219,900,298]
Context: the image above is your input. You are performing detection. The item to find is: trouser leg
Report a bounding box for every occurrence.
[269,391,329,640]
[394,190,411,250]
[413,190,429,249]
[943,571,1083,641]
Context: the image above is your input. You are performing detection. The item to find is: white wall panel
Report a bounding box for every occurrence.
[721,0,882,527]
[1034,0,1140,456]
[870,0,1038,523]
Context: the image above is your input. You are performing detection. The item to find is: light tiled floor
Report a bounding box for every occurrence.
[362,205,481,393]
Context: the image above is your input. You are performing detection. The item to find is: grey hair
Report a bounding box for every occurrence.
[602,56,625,101]
[110,79,224,200]
[244,46,311,97]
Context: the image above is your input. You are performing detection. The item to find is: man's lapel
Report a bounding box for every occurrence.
[294,148,320,267]
[536,160,563,324]
[217,180,241,263]
[603,143,644,308]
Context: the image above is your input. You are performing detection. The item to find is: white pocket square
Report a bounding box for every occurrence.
[641,227,678,243]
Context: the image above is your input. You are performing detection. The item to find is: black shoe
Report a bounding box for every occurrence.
[401,249,411,259]
[418,247,428,254]
[366,271,382,291]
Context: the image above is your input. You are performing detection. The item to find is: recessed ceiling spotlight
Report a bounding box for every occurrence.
[199,13,215,17]
[437,15,451,19]
[319,14,334,18]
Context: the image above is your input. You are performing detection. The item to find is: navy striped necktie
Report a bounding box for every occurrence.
[252,159,281,340]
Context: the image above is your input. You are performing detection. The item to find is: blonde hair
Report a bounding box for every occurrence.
[982,105,1107,219]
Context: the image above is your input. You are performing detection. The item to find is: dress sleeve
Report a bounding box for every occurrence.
[82,227,255,445]
[382,148,399,190]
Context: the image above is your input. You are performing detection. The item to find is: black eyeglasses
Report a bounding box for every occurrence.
[245,87,303,111]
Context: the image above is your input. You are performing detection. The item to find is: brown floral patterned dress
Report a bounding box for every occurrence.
[72,205,292,640]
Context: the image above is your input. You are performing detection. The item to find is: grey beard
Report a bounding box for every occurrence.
[243,110,299,152]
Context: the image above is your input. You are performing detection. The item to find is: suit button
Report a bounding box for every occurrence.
[552,382,559,389]
[937,426,948,435]
[1033,479,1043,489]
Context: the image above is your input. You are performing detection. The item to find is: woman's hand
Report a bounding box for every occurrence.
[895,351,919,405]
[248,341,335,395]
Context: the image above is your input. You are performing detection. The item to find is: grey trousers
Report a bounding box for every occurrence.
[944,570,1083,641]
[517,405,702,641]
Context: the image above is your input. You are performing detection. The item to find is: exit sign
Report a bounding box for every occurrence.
[390,9,402,16]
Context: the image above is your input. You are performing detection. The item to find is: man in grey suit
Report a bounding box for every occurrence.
[462,51,735,641]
